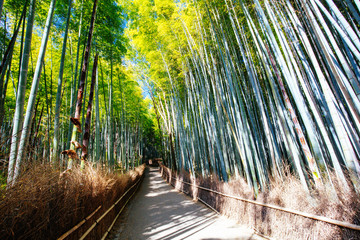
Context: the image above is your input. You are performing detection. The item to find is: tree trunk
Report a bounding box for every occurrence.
[169,132,177,172]
[0,0,3,18]
[81,54,98,168]
[67,0,98,169]
[95,56,100,164]
[0,5,26,126]
[52,0,72,166]
[13,0,56,184]
[7,0,36,186]
[107,52,114,169]
[71,0,98,128]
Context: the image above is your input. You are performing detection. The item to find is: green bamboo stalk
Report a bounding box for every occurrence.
[14,0,56,183]
[68,0,98,169]
[81,54,98,168]
[7,0,36,186]
[52,0,72,166]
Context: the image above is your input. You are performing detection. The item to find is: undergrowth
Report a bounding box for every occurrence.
[0,172,6,190]
[0,163,145,240]
[160,164,360,240]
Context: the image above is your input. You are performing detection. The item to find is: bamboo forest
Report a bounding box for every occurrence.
[1,0,360,239]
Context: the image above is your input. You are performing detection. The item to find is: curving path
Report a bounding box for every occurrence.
[107,167,264,240]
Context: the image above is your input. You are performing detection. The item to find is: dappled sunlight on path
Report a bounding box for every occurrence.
[107,167,264,240]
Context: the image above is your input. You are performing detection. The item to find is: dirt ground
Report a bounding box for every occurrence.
[107,167,264,240]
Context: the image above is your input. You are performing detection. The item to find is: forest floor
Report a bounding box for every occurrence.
[106,167,264,240]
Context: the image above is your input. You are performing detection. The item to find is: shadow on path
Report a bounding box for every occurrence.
[107,167,263,240]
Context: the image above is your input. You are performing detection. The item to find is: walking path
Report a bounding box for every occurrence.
[107,167,264,240]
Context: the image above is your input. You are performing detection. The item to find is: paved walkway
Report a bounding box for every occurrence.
[107,167,264,240]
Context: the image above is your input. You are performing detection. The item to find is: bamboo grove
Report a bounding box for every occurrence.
[0,0,157,187]
[1,0,360,196]
[124,0,360,194]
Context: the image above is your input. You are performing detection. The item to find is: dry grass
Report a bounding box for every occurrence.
[160,164,360,240]
[0,163,145,240]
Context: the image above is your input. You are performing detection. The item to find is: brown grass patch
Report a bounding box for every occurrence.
[160,164,360,240]
[0,164,145,239]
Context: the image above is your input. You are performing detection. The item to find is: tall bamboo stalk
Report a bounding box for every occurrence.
[7,0,36,186]
[68,0,98,169]
[81,54,98,168]
[52,0,72,166]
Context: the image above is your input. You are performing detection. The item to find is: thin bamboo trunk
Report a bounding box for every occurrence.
[95,57,100,163]
[14,0,56,183]
[67,0,98,169]
[0,5,26,126]
[107,52,114,170]
[67,0,84,149]
[81,54,98,168]
[7,0,36,186]
[52,0,72,166]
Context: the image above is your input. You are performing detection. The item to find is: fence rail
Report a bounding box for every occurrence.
[57,175,143,240]
[160,165,360,231]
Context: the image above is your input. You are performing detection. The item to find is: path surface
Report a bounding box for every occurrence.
[107,167,264,240]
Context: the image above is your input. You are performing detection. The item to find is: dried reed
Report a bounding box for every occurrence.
[160,164,360,240]
[0,163,145,240]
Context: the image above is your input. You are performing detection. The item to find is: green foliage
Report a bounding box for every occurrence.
[1,0,157,172]
[0,172,6,190]
[4,0,28,15]
[96,0,127,61]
